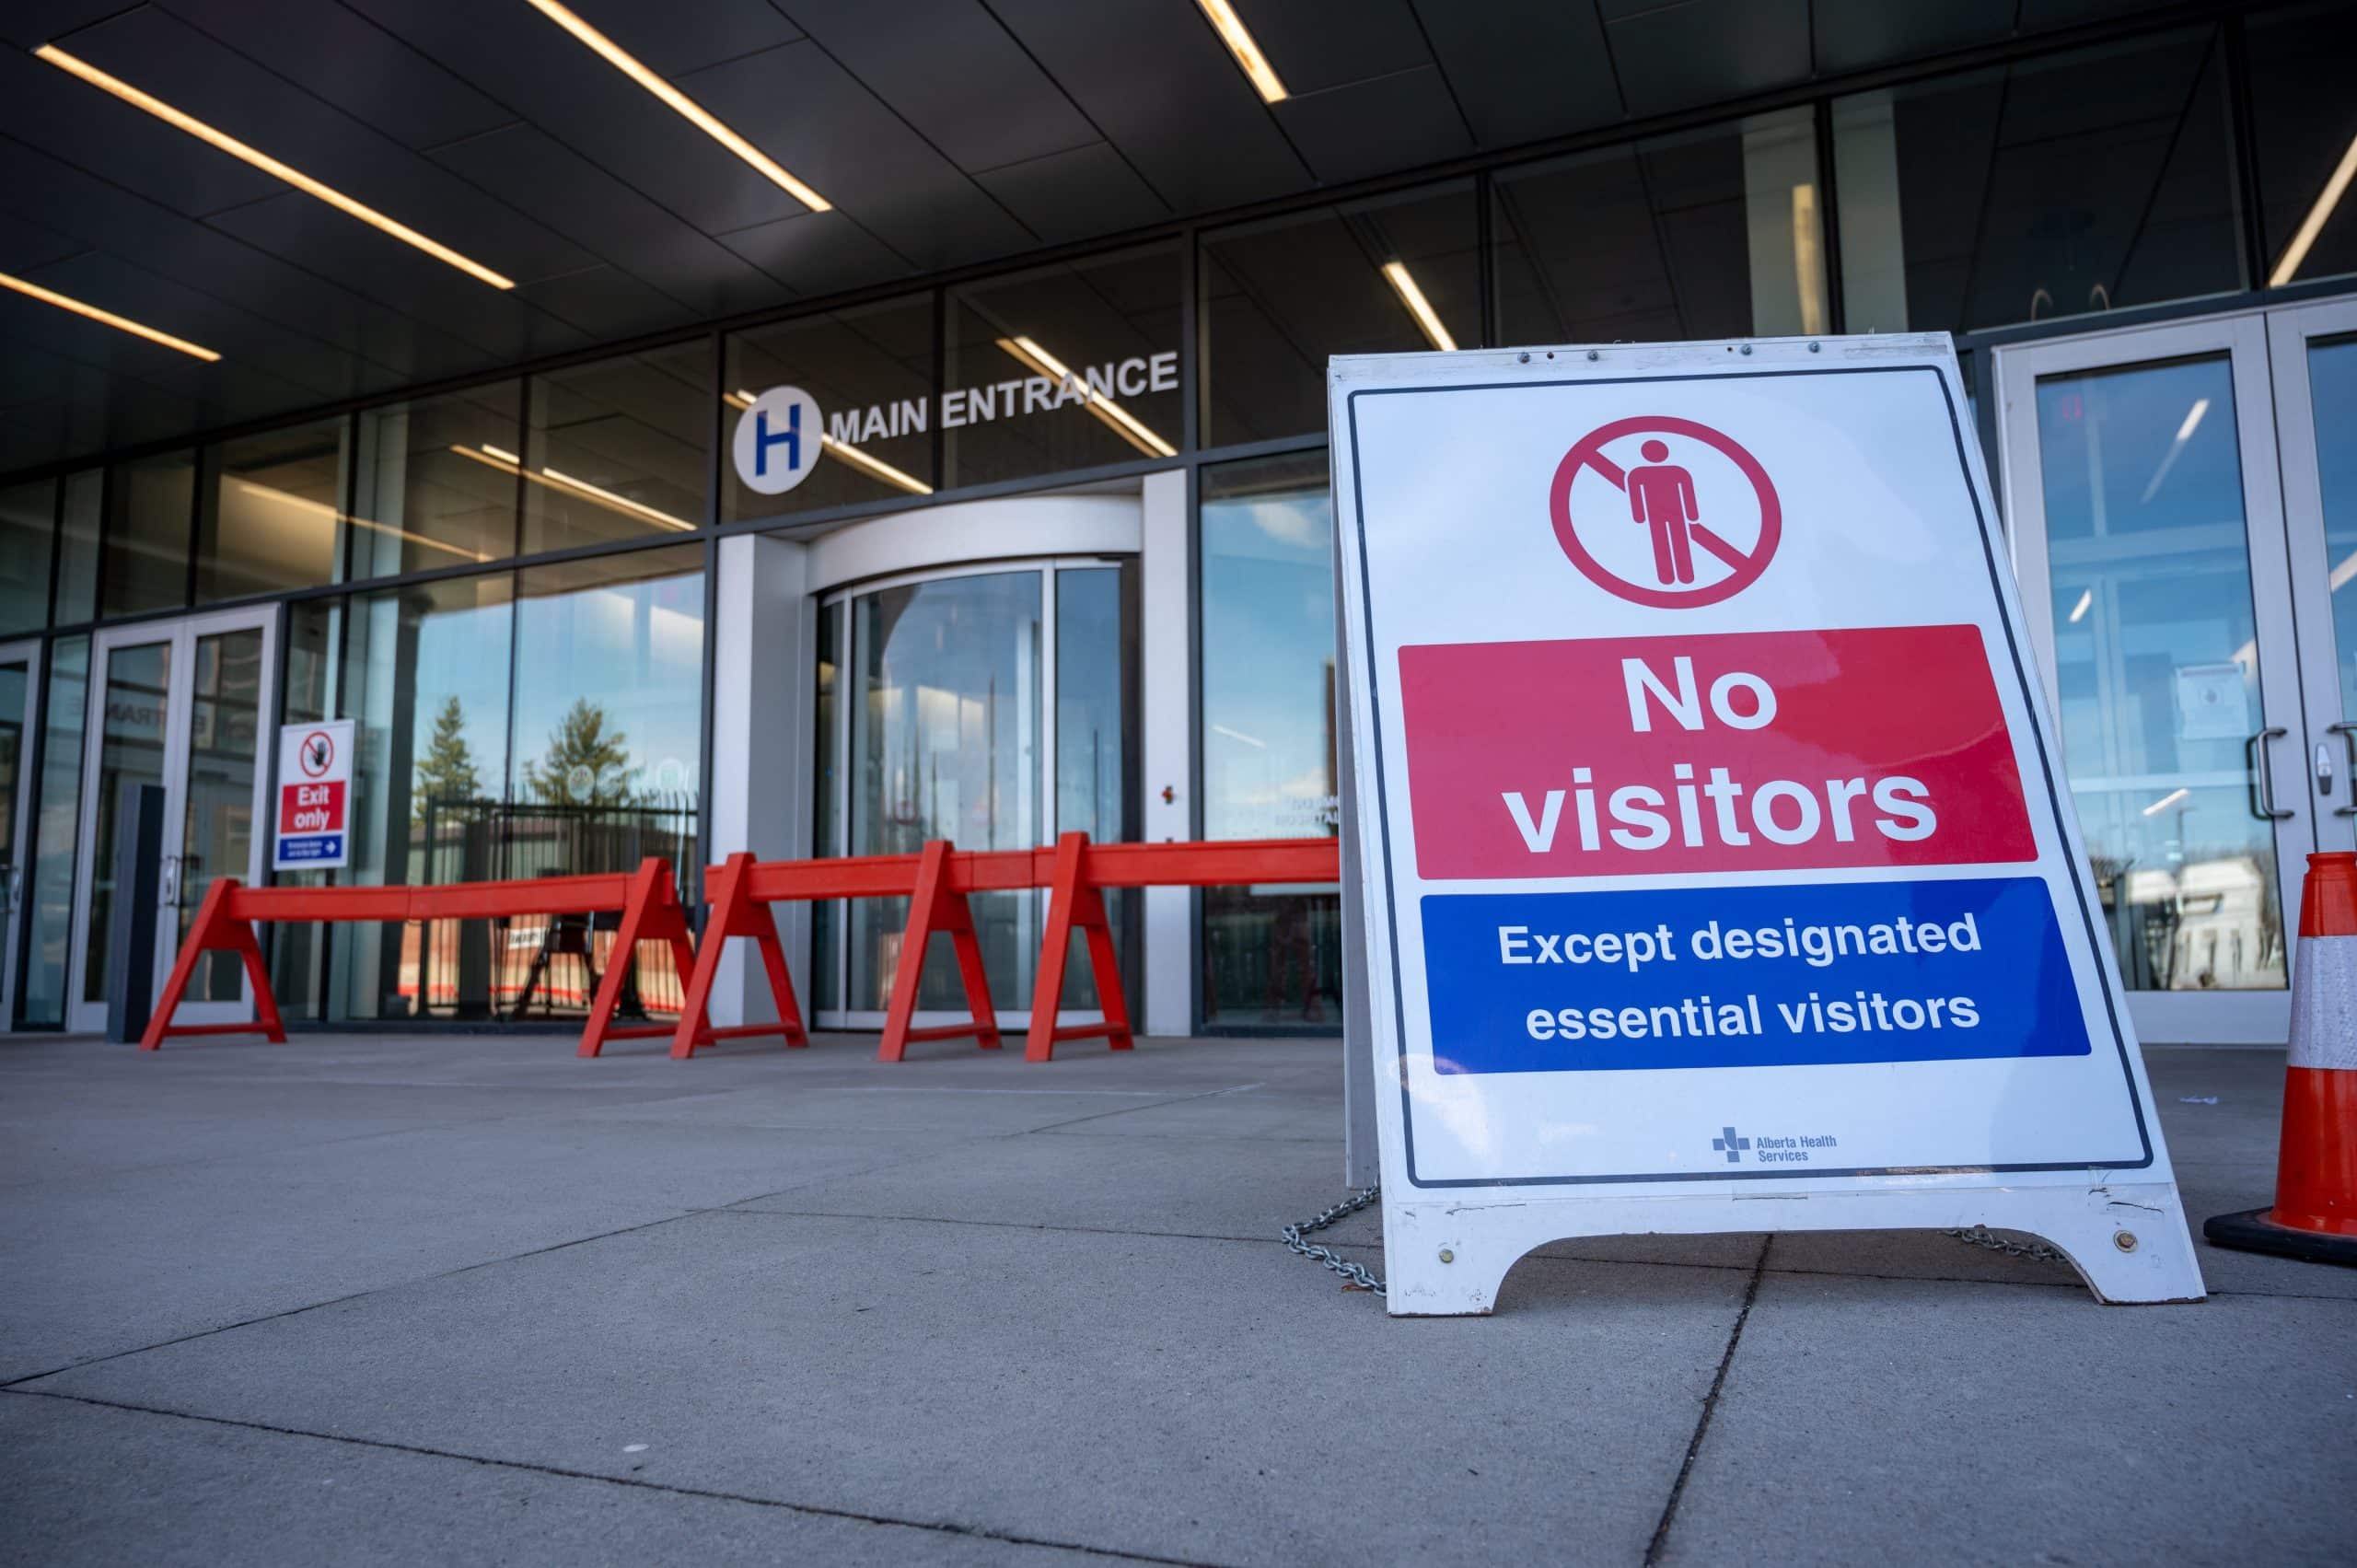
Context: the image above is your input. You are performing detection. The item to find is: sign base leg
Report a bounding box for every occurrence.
[1378,1181,2207,1317]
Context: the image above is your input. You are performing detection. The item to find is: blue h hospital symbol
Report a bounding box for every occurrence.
[754,402,801,476]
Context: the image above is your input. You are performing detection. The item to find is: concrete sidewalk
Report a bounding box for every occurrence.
[1,1032,2350,1566]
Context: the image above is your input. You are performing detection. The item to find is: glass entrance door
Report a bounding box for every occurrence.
[0,639,42,1028]
[1996,308,2348,1044]
[68,608,276,1034]
[813,557,1136,1028]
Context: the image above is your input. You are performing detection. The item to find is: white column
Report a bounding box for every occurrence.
[705,531,813,1028]
[1140,467,1193,1038]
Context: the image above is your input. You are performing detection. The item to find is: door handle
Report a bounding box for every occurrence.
[2247,727,2293,821]
[157,854,180,909]
[2334,722,2357,818]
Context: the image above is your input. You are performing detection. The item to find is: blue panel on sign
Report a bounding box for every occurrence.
[277,835,343,864]
[1420,877,2090,1074]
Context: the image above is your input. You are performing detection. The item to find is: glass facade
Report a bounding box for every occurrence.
[0,13,2348,1034]
[1199,453,1341,1027]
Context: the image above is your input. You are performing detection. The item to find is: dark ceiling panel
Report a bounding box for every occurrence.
[1409,0,1622,150]
[0,49,284,220]
[988,0,1311,212]
[0,0,139,50]
[516,265,698,343]
[429,123,790,321]
[205,191,590,364]
[2017,0,2173,30]
[346,0,814,237]
[1604,0,1812,118]
[0,138,492,386]
[679,42,1036,271]
[1230,0,1433,97]
[1274,65,1474,186]
[1812,0,2014,77]
[160,0,516,153]
[975,143,1171,247]
[781,0,1099,175]
[59,6,601,286]
[0,209,85,273]
[716,209,915,297]
[562,0,804,78]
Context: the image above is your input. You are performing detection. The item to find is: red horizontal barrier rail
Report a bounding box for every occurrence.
[142,859,697,1057]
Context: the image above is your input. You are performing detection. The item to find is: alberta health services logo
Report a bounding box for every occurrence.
[734,385,825,496]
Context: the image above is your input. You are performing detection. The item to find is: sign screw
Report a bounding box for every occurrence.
[1437,1248,1455,1264]
[2113,1231,2140,1253]
[1739,343,1753,355]
[1808,341,1821,353]
[1586,349,1599,361]
[1517,352,1529,364]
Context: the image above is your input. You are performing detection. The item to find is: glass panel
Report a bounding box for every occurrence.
[181,629,263,1002]
[53,471,100,627]
[267,599,336,1024]
[2309,333,2357,725]
[0,660,28,944]
[1495,108,1828,346]
[507,546,703,1020]
[523,342,711,552]
[812,598,840,1014]
[2248,2,2357,290]
[944,245,1180,488]
[1203,180,1478,447]
[723,295,935,520]
[350,382,521,579]
[344,575,515,1022]
[847,572,1040,1015]
[1053,564,1137,1011]
[0,480,55,634]
[198,418,345,602]
[1830,28,2238,334]
[22,636,87,1028]
[1199,453,1342,1028]
[84,640,172,1005]
[102,450,194,617]
[2037,354,2283,993]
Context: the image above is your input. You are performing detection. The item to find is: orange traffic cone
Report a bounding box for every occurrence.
[2205,851,2357,1265]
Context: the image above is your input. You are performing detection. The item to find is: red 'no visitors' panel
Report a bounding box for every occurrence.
[1398,624,2035,880]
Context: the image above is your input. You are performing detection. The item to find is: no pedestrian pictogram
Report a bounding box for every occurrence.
[1550,415,1781,609]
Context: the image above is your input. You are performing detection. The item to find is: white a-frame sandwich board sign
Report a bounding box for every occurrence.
[1329,334,2204,1315]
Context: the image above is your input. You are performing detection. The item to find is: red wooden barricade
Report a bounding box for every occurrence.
[142,857,701,1057]
[668,834,1341,1063]
[1024,832,1339,1061]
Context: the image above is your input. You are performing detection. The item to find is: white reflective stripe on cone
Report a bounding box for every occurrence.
[2287,933,2357,1071]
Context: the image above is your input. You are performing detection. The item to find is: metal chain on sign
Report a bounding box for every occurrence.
[1942,1225,2070,1264]
[1283,1183,1386,1295]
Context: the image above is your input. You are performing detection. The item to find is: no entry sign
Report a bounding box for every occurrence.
[1329,337,2202,1314]
[273,718,353,871]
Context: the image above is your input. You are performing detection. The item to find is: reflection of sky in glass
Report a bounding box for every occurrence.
[2035,354,2281,991]
[399,592,511,807]
[1202,484,1336,840]
[511,560,704,802]
[2309,336,2357,721]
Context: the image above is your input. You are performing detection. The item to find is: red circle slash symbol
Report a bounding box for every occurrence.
[299,729,335,778]
[1550,416,1781,609]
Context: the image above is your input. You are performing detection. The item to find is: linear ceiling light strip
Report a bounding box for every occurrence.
[1195,0,1286,102]
[1381,262,1457,353]
[0,268,220,360]
[452,445,694,531]
[2270,132,2357,288]
[525,0,830,212]
[35,45,515,290]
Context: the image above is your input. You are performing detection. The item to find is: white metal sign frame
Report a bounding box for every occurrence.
[1329,334,2203,1315]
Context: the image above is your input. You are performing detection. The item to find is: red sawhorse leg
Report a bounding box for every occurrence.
[878,840,1000,1063]
[141,878,287,1050]
[1025,831,1135,1063]
[579,859,713,1058]
[668,853,808,1060]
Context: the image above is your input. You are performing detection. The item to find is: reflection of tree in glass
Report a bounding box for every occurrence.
[524,698,641,805]
[413,693,482,819]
